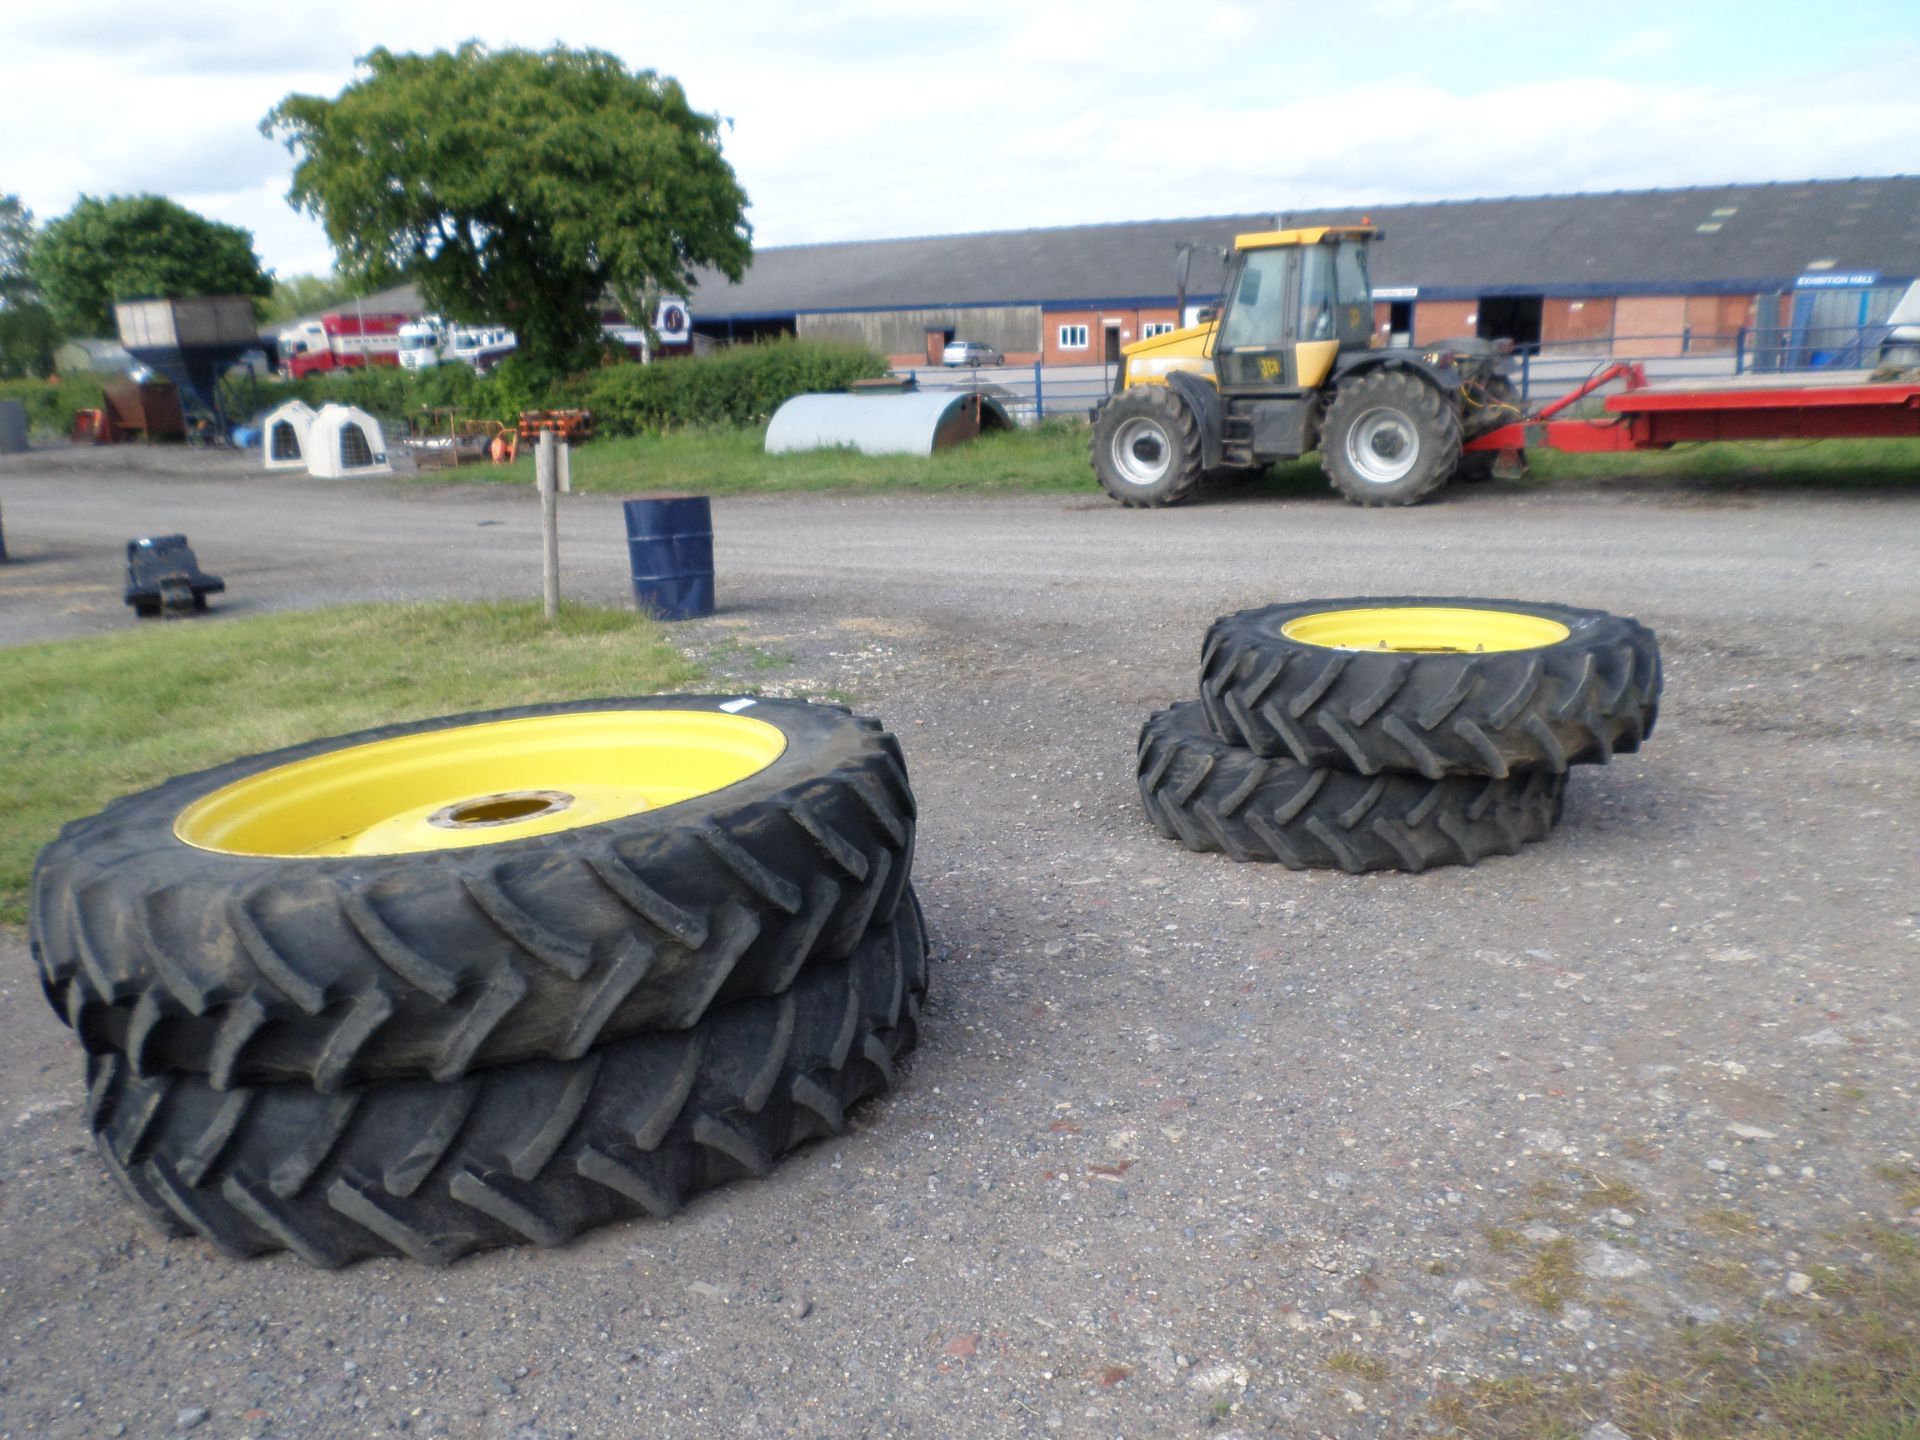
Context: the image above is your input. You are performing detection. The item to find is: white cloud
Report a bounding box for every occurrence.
[2,1,1915,280]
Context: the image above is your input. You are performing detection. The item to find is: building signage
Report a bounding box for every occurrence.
[1795,272,1878,288]
[1372,286,1419,300]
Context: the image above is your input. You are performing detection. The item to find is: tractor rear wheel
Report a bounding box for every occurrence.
[1459,375,1525,482]
[1320,369,1461,506]
[1091,386,1205,507]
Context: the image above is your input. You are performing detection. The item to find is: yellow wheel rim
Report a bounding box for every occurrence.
[1281,606,1570,654]
[174,710,788,858]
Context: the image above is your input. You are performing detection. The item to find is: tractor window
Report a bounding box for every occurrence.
[1299,243,1375,344]
[1220,250,1290,350]
[1334,242,1371,309]
[1299,248,1336,340]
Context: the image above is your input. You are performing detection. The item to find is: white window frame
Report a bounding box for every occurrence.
[1140,321,1177,338]
[1057,324,1089,350]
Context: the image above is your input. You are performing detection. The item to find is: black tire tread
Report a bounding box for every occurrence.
[86,892,928,1268]
[32,697,916,1090]
[1090,386,1206,508]
[1319,368,1462,507]
[1138,703,1563,871]
[1199,597,1661,777]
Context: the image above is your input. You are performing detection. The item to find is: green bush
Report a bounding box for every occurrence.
[569,339,888,436]
[222,362,506,432]
[0,373,106,435]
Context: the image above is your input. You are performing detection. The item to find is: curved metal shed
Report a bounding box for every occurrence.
[765,391,1013,457]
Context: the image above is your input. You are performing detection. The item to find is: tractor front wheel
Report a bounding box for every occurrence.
[1320,369,1461,506]
[1090,386,1205,508]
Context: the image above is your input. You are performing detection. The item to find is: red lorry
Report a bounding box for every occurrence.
[275,312,410,380]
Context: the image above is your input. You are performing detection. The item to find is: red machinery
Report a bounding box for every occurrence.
[1465,364,1920,458]
[276,312,410,380]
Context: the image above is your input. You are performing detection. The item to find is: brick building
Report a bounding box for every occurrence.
[686,176,1919,366]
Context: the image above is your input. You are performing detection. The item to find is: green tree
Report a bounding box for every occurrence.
[0,194,56,378]
[263,43,752,373]
[262,271,366,323]
[32,195,272,336]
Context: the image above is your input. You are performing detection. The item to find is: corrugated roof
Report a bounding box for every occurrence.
[269,178,1920,334]
[685,214,1266,316]
[1287,177,1920,293]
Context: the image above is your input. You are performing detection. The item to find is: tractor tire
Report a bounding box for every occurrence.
[1138,703,1563,872]
[1199,597,1661,779]
[86,892,928,1268]
[1459,375,1526,482]
[1462,375,1524,442]
[1319,368,1461,506]
[1090,385,1205,507]
[32,696,916,1092]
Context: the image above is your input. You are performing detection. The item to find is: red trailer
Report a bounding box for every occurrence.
[1463,364,1920,460]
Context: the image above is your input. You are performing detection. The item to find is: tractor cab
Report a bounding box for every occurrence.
[1117,226,1380,393]
[1212,227,1379,391]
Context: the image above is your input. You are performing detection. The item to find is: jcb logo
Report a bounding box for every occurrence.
[1257,356,1282,379]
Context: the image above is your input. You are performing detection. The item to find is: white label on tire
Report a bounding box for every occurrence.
[719,697,757,712]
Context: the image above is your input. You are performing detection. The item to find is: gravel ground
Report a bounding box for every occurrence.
[0,445,1916,1439]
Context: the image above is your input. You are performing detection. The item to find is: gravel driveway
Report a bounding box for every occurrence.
[1,446,1915,1438]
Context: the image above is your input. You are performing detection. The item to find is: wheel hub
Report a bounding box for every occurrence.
[430,790,575,829]
[173,711,789,857]
[1111,416,1174,487]
[1346,407,1421,485]
[1280,606,1572,653]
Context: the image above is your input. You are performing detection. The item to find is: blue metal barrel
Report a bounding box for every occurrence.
[623,495,714,621]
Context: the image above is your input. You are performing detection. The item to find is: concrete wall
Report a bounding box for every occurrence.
[797,306,1041,366]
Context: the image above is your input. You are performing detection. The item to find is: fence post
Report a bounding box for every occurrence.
[557,438,572,494]
[1033,360,1044,420]
[536,430,560,623]
[1734,326,1746,375]
[1519,351,1531,407]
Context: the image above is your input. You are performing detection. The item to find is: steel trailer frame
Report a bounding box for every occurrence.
[1462,363,1920,456]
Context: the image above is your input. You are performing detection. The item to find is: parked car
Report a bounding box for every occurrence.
[942,339,1004,367]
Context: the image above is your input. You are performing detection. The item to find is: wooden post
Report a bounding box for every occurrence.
[537,430,559,622]
[557,439,572,494]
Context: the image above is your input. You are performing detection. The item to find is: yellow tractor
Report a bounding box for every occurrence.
[1089,226,1519,507]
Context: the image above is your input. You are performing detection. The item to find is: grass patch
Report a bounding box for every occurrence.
[1513,1237,1583,1315]
[1326,1350,1391,1383]
[464,421,1098,497]
[1698,1208,1761,1237]
[1517,436,1920,491]
[1873,1162,1920,1211]
[1435,1211,1920,1437]
[1485,1226,1525,1256]
[440,423,1920,501]
[1579,1173,1644,1212]
[0,601,701,926]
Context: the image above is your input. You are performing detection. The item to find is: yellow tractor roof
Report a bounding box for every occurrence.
[1233,224,1380,250]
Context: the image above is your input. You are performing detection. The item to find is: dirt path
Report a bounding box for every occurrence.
[1,445,1916,1438]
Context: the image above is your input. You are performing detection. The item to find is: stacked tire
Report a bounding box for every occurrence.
[30,696,925,1267]
[1138,598,1662,872]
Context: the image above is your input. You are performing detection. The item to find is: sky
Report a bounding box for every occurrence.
[4,0,1919,280]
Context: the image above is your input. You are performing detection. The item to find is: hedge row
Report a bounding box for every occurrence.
[567,340,889,436]
[7,339,889,442]
[0,374,107,436]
